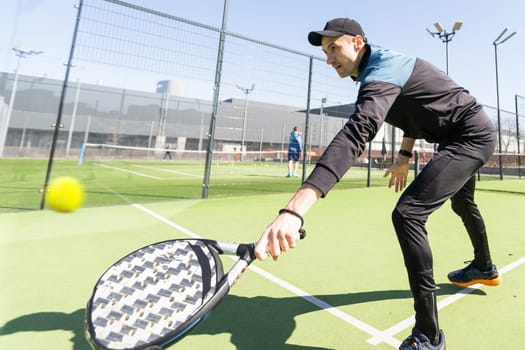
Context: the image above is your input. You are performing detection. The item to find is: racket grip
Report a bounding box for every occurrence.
[242,229,306,262]
[237,243,257,262]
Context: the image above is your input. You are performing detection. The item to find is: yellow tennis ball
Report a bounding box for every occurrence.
[46,176,85,213]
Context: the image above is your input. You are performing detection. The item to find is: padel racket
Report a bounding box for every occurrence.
[84,230,305,350]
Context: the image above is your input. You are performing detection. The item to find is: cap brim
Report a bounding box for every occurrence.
[308,30,344,46]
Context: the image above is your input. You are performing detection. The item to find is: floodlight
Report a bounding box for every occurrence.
[499,31,517,44]
[453,21,463,31]
[494,28,516,45]
[434,22,444,33]
[494,27,509,43]
[427,21,463,75]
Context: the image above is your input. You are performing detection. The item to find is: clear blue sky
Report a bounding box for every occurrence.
[1,0,524,111]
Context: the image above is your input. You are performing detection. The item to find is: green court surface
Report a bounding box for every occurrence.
[0,158,389,213]
[1,186,524,349]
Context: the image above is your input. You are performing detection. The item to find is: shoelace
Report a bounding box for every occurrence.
[401,335,422,349]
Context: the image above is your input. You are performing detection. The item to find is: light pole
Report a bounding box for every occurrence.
[427,21,462,153]
[494,27,517,180]
[515,94,523,178]
[236,83,255,157]
[427,21,463,74]
[0,47,43,157]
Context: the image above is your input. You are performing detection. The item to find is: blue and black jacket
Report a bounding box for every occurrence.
[305,44,488,196]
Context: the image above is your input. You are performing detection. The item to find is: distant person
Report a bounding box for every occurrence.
[254,18,500,350]
[163,144,172,160]
[287,126,303,177]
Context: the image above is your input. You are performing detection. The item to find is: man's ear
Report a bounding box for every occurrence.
[353,35,365,50]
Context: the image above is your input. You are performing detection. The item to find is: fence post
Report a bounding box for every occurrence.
[40,0,83,209]
[202,0,229,199]
[516,94,523,178]
[301,56,313,182]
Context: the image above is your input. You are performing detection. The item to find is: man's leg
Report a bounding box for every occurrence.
[392,134,494,344]
[447,175,501,287]
[450,175,493,269]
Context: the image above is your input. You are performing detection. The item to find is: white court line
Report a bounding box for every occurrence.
[132,164,201,178]
[133,203,401,349]
[367,256,525,346]
[97,163,163,179]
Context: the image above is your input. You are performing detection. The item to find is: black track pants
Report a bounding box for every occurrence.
[391,111,497,343]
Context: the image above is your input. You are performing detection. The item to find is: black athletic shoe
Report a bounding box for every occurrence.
[399,329,446,350]
[448,262,501,287]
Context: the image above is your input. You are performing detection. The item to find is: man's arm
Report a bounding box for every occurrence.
[383,136,415,192]
[304,82,402,196]
[398,137,415,158]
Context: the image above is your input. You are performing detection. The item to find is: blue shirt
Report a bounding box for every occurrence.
[289,131,302,152]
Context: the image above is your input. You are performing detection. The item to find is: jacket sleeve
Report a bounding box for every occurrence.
[303,81,401,196]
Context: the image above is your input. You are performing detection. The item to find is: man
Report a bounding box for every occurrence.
[163,144,172,160]
[254,18,500,350]
[287,126,303,177]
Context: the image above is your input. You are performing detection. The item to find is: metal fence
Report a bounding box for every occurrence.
[482,101,524,177]
[0,0,523,204]
[513,95,525,177]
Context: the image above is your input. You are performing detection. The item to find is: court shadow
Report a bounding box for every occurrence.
[0,309,90,350]
[191,294,334,349]
[190,283,484,349]
[0,284,484,350]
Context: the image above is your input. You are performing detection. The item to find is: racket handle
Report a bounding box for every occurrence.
[237,243,257,262]
[240,229,305,262]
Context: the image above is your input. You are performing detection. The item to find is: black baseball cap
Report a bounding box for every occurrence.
[308,18,367,46]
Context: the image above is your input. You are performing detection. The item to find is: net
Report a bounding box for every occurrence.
[77,143,299,199]
[79,143,288,164]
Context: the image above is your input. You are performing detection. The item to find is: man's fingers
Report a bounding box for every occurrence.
[255,233,283,261]
[254,237,270,260]
[255,228,301,261]
[287,234,298,248]
[269,235,282,259]
[279,239,288,252]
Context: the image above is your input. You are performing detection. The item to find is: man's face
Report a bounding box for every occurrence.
[321,35,362,78]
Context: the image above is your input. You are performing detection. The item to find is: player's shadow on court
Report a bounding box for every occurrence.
[0,284,484,350]
[188,283,484,349]
[0,309,89,350]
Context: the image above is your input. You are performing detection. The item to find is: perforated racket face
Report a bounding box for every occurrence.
[86,240,222,349]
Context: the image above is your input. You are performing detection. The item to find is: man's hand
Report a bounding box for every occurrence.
[384,158,410,192]
[254,212,302,261]
[254,186,319,261]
